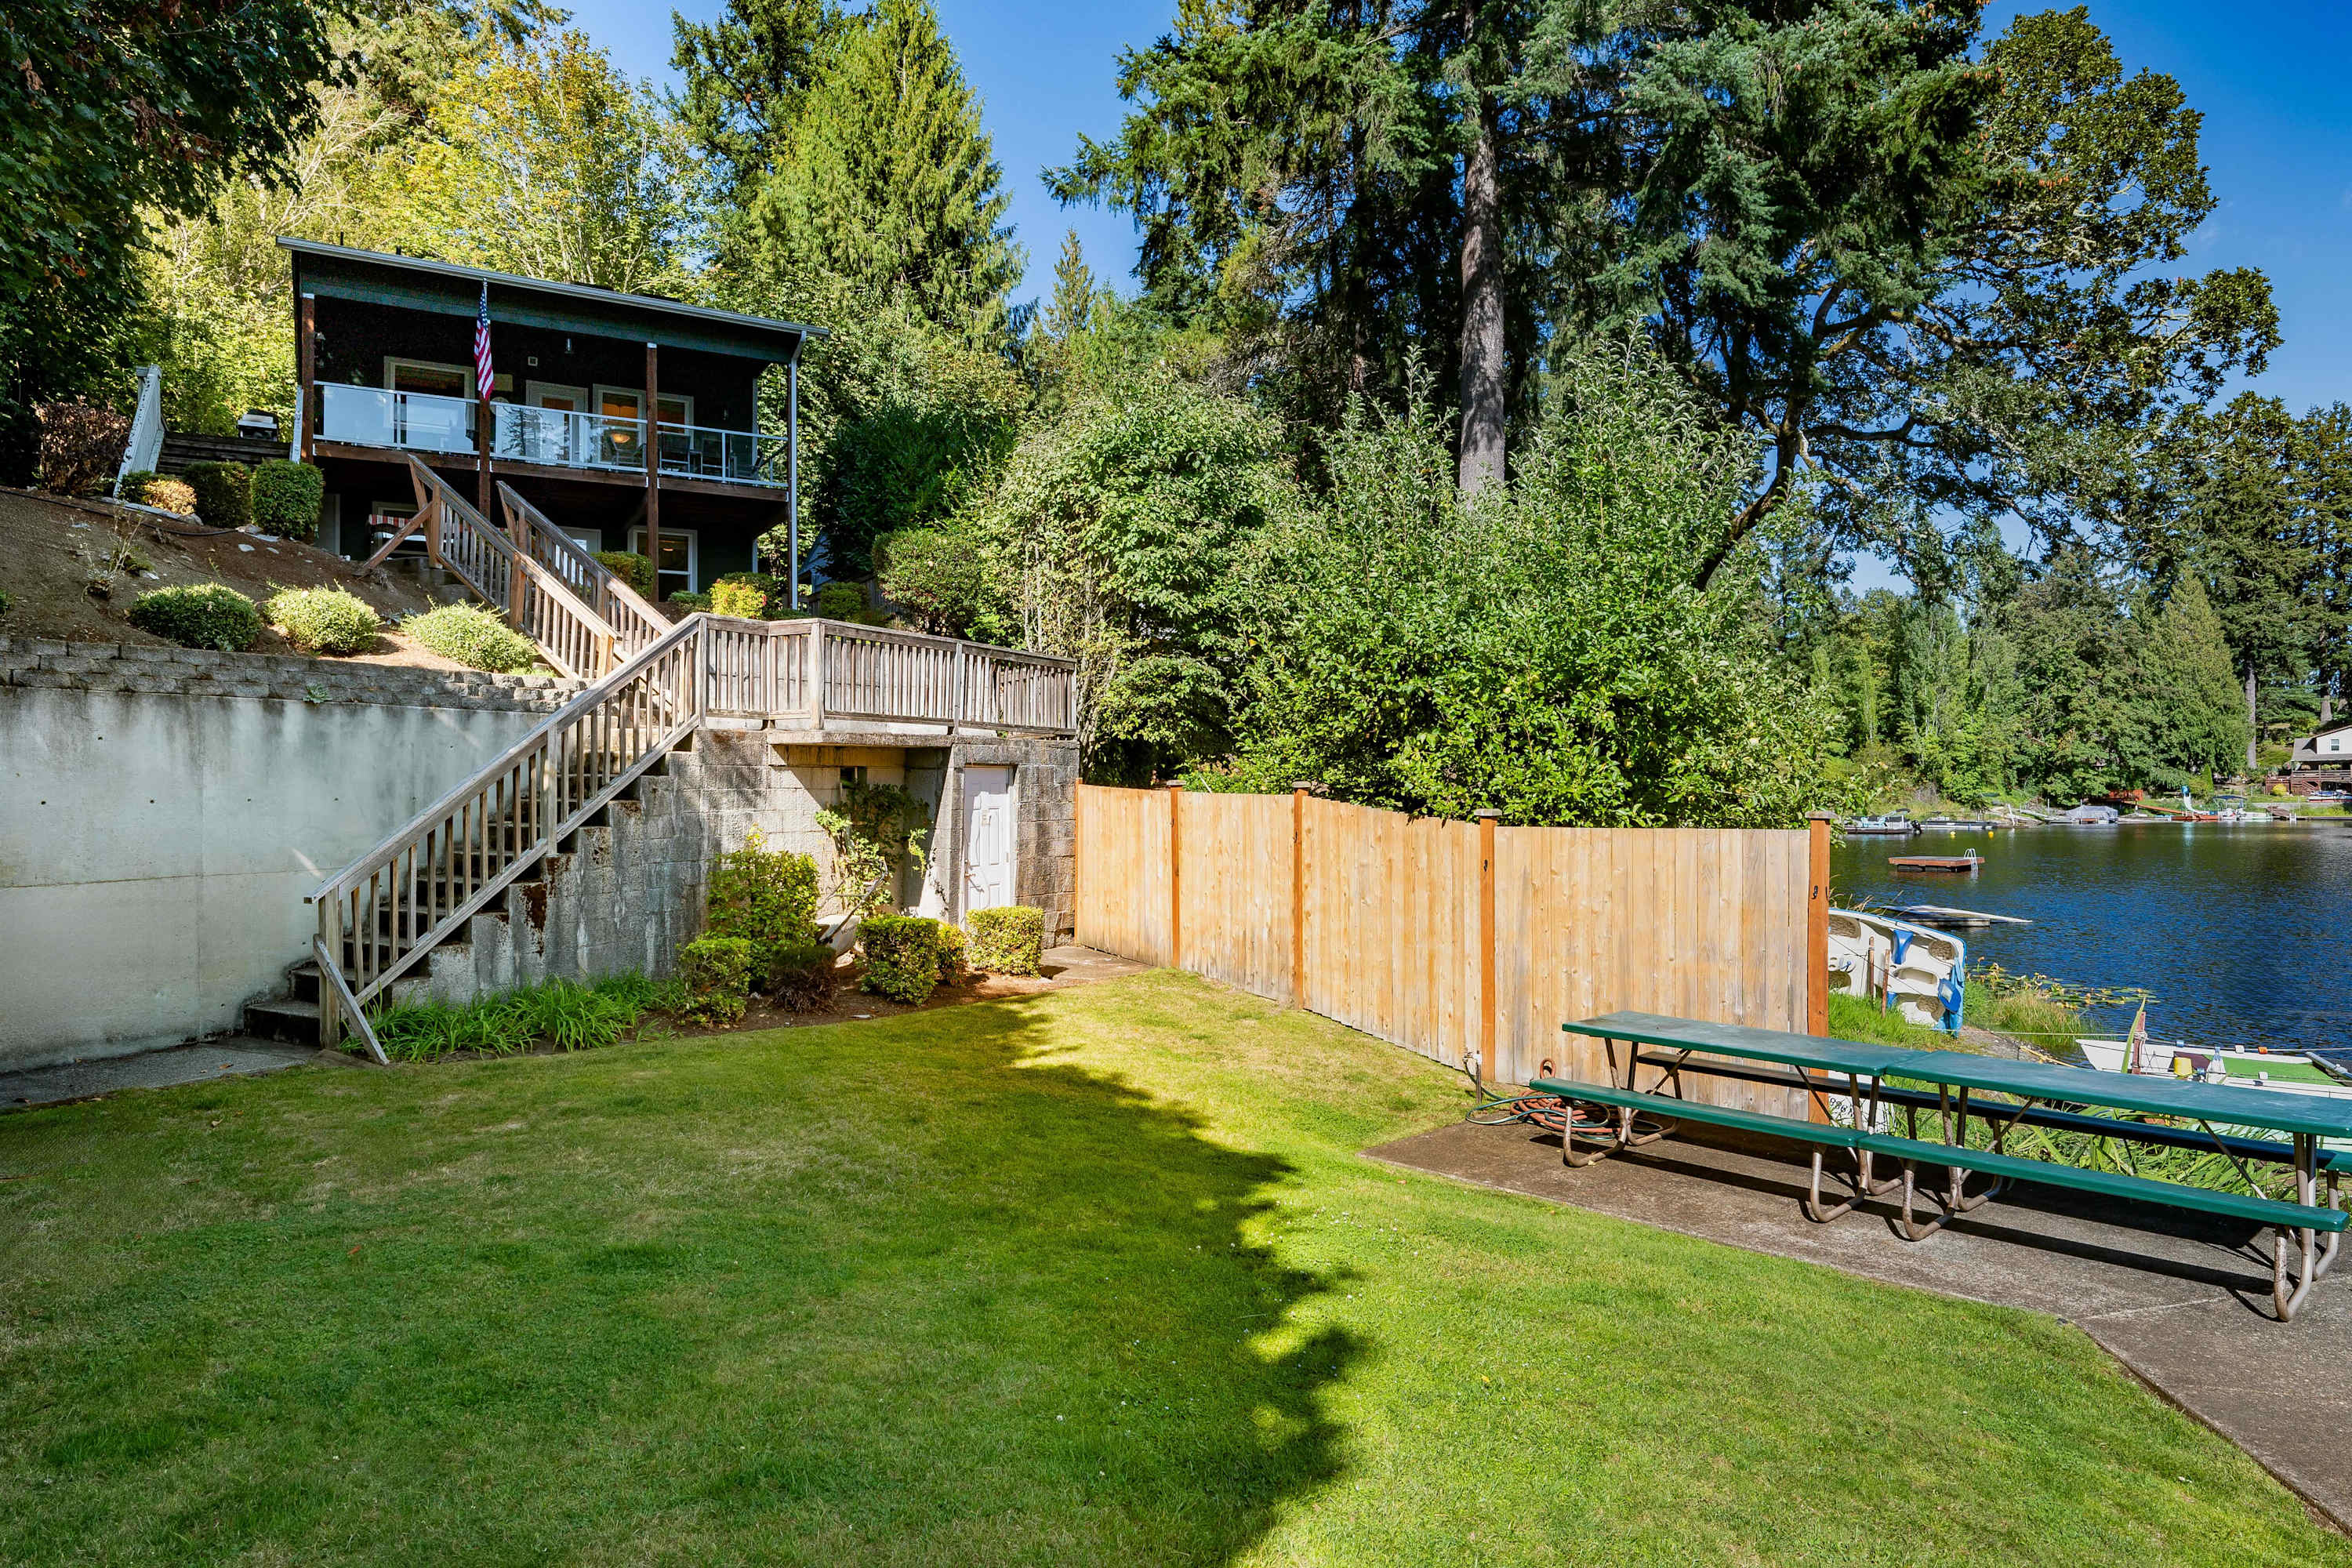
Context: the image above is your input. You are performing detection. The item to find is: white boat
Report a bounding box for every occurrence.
[2074,1036,2352,1098]
[1827,908,1965,1032]
[1847,812,1919,836]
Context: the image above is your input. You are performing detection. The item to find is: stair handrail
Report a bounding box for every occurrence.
[495,482,668,656]
[307,611,707,1048]
[403,457,623,678]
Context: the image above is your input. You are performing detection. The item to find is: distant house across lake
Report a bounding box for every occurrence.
[2281,721,2352,793]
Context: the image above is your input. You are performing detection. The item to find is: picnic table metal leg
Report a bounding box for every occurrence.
[2274,1134,2325,1321]
[1893,1160,1950,1241]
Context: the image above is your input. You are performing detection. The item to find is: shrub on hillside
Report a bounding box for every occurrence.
[117,470,159,503]
[681,935,758,1025]
[264,586,380,654]
[36,400,128,497]
[812,580,866,619]
[967,906,1044,975]
[251,461,325,542]
[143,477,197,514]
[710,571,790,619]
[128,583,262,651]
[764,942,838,1011]
[402,602,539,672]
[859,915,942,1004]
[181,462,252,529]
[594,550,653,597]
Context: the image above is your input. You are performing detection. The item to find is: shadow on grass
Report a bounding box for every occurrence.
[1,993,1359,1565]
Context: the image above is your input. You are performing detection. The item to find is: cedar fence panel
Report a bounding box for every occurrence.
[1076,786,1819,1112]
[1076,783,1172,964]
[1174,790,1294,999]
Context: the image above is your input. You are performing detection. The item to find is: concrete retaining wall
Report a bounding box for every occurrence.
[0,640,585,1069]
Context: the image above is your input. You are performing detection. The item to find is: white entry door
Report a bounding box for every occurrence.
[960,766,1014,913]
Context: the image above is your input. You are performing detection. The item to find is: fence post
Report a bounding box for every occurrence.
[1476,810,1500,1085]
[1807,812,1832,1036]
[1166,782,1183,970]
[1290,783,1314,1010]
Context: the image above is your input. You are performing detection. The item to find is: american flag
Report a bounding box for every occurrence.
[473,282,494,401]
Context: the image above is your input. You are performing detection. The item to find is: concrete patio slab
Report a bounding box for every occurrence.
[1367,1116,2352,1533]
[0,1038,328,1112]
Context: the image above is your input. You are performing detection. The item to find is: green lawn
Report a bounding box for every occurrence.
[2,971,2342,1566]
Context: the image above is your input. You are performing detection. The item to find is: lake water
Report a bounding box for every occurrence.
[1831,820,2352,1062]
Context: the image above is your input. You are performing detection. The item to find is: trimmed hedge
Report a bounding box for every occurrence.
[668,590,712,613]
[402,602,540,672]
[251,461,325,541]
[967,906,1044,976]
[263,586,379,654]
[681,935,758,1025]
[181,462,252,529]
[127,583,262,651]
[935,920,967,982]
[859,915,942,1004]
[765,942,837,1011]
[594,550,654,597]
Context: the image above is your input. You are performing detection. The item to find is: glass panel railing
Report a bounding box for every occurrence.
[656,423,789,487]
[492,405,648,472]
[320,384,476,454]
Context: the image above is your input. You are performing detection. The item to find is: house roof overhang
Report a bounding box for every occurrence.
[280,239,825,364]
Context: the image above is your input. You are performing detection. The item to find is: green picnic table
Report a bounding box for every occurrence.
[1532,1011,2350,1320]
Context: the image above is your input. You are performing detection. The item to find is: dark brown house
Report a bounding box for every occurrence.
[282,238,819,599]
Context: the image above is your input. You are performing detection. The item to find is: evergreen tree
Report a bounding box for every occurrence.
[721,0,1022,338]
[1040,230,1098,346]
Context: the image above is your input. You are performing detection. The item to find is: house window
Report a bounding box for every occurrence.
[2330,738,2342,753]
[627,526,696,599]
[384,358,473,400]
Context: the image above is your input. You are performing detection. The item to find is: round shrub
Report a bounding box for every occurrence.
[764,942,838,1011]
[667,590,712,614]
[859,914,942,1004]
[593,550,653,597]
[681,935,758,1025]
[264,586,380,654]
[36,399,127,496]
[710,577,769,619]
[251,461,325,542]
[181,462,252,529]
[967,906,1044,976]
[401,602,539,672]
[127,583,262,651]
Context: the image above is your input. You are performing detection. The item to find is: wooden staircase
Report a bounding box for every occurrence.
[241,456,1080,1060]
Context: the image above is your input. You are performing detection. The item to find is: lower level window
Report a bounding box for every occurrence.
[627,526,696,599]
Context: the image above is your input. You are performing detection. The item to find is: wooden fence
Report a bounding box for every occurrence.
[1076,785,1831,1116]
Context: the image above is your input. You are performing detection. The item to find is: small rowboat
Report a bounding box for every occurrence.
[1888,853,1982,872]
[1886,903,2029,929]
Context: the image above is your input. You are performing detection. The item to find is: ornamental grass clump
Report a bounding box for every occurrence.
[681,935,759,1024]
[368,973,684,1062]
[966,906,1044,975]
[859,915,942,1004]
[127,583,262,651]
[403,602,540,672]
[263,586,380,654]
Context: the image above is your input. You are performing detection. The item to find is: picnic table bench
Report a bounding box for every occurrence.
[1530,1011,2350,1320]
